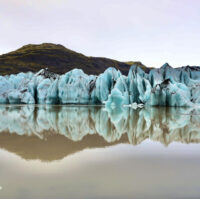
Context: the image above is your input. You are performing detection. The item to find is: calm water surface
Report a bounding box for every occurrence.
[0,105,200,199]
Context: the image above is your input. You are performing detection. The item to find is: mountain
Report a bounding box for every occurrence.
[0,43,148,75]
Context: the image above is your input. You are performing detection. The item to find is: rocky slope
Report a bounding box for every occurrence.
[0,43,147,75]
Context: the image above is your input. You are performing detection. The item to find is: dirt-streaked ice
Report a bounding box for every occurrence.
[0,63,200,106]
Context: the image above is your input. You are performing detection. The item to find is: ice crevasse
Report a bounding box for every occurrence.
[0,63,200,107]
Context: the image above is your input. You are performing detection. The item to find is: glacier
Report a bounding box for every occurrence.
[0,64,200,106]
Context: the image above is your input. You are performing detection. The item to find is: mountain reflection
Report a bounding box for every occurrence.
[0,105,200,161]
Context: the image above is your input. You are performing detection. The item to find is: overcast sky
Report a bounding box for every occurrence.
[0,0,200,68]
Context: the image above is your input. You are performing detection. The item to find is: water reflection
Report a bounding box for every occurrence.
[1,105,200,199]
[0,105,200,161]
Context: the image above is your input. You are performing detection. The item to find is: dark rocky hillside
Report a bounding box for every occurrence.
[0,43,148,75]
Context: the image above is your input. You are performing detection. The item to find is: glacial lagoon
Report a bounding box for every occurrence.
[0,105,200,199]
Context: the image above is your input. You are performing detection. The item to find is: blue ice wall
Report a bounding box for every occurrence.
[0,64,200,106]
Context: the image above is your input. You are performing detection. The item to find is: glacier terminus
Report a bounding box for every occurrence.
[0,63,200,107]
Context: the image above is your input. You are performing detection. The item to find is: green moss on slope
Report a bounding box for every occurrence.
[0,43,148,75]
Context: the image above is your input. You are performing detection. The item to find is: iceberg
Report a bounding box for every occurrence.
[0,64,200,106]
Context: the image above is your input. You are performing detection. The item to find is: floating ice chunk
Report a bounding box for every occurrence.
[123,102,144,109]
[138,104,144,108]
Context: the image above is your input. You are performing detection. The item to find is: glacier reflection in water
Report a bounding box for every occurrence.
[1,105,200,199]
[0,105,200,146]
